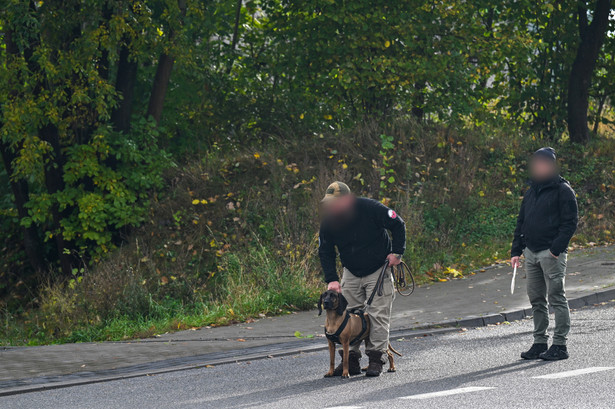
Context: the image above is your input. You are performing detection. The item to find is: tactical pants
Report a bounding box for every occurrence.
[341,265,394,354]
[525,248,570,346]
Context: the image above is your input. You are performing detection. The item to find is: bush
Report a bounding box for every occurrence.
[2,119,614,345]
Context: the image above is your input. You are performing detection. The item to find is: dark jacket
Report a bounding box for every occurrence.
[511,176,578,257]
[319,197,406,283]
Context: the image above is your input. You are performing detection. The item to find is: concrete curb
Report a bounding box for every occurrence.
[1,288,614,397]
[398,287,615,331]
[0,327,457,397]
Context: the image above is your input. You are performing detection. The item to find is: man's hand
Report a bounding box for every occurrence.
[549,251,559,259]
[327,281,341,293]
[386,253,402,267]
[511,256,520,269]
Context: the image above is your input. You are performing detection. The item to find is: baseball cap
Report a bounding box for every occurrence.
[321,181,351,203]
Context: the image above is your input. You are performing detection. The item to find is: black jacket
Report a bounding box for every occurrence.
[511,176,578,257]
[319,197,406,283]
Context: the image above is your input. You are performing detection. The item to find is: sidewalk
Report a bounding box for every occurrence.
[1,245,614,394]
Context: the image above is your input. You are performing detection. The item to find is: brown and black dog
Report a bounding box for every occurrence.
[318,290,401,378]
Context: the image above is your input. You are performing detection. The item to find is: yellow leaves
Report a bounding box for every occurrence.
[253,153,260,159]
[444,267,463,278]
[323,114,333,120]
[342,163,348,169]
[191,199,200,205]
[285,163,300,173]
[299,113,304,119]
[438,278,448,282]
[478,191,485,197]
[156,27,164,37]
[210,239,217,248]
[384,40,391,48]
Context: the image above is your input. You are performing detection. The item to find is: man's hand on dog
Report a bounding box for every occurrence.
[327,281,341,293]
[386,253,402,267]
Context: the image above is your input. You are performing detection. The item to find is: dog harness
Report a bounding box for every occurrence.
[325,309,368,346]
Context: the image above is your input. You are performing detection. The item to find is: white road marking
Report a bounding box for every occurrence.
[533,366,615,379]
[399,386,495,400]
[325,406,363,409]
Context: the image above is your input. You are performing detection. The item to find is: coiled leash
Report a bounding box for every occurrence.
[393,261,415,296]
[366,259,415,308]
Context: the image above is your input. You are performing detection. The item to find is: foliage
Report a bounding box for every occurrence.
[3,120,615,345]
[2,0,615,344]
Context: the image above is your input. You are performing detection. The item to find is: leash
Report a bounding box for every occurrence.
[326,258,414,345]
[366,259,415,309]
[393,261,415,296]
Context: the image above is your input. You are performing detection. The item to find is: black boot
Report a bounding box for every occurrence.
[365,350,385,377]
[539,345,569,361]
[521,343,548,360]
[332,350,362,376]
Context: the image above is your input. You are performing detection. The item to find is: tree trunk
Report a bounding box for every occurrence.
[3,29,46,273]
[411,82,425,121]
[146,53,174,123]
[567,0,612,144]
[0,142,46,273]
[592,94,607,134]
[111,45,139,132]
[146,0,187,124]
[39,124,74,276]
[226,0,243,74]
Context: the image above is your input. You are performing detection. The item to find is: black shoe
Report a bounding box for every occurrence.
[331,350,362,376]
[539,345,569,361]
[365,350,385,377]
[521,343,548,360]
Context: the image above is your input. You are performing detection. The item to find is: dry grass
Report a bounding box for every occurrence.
[3,119,615,345]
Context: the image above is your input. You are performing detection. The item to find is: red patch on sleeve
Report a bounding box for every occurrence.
[388,209,397,219]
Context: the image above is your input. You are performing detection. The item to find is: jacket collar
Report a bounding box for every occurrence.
[529,175,563,193]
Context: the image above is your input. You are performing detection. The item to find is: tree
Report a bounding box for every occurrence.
[567,0,612,143]
[0,0,175,275]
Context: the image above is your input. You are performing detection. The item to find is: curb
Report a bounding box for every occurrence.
[402,287,615,331]
[1,288,614,397]
[0,327,457,397]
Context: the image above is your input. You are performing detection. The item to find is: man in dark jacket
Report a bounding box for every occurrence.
[319,181,406,377]
[511,147,578,361]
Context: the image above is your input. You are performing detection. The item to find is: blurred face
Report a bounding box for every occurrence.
[321,194,356,229]
[530,157,557,182]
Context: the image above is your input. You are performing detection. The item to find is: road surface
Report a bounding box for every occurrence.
[2,302,615,409]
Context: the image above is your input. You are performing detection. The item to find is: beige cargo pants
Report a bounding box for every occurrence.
[341,265,395,354]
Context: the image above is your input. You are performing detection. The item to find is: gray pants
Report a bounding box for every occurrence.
[525,248,570,346]
[341,266,394,354]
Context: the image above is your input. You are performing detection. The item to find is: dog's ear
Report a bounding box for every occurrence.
[317,292,324,316]
[336,293,348,316]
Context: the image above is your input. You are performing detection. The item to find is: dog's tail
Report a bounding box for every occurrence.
[388,343,402,357]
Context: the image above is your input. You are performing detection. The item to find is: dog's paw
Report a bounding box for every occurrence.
[324,372,334,378]
[387,368,396,373]
[341,372,350,378]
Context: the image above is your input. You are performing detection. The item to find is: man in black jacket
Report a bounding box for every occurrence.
[511,147,578,361]
[319,181,406,377]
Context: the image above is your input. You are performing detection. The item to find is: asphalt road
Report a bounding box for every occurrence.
[2,303,615,409]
